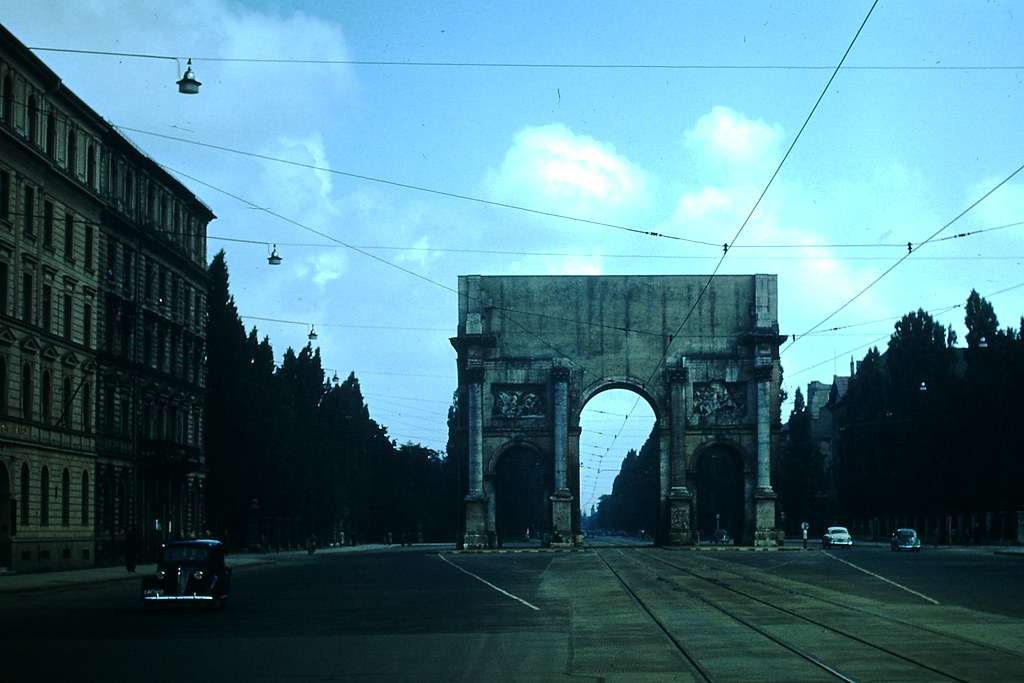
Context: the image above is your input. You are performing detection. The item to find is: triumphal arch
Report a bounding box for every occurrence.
[451,274,786,548]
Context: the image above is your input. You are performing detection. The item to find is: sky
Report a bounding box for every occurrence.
[6,1,1023,512]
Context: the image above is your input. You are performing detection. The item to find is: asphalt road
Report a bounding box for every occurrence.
[2,543,1021,682]
[715,542,1024,619]
[2,547,569,682]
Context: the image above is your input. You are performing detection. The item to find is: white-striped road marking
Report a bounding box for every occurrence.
[824,551,940,604]
[437,554,542,611]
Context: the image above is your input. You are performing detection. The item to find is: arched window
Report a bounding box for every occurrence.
[20,463,29,525]
[40,466,50,526]
[21,363,33,420]
[81,470,90,526]
[61,468,70,526]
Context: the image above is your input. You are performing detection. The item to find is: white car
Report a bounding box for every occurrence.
[822,526,853,549]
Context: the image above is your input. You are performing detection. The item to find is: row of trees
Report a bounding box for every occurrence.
[584,435,659,534]
[204,252,458,548]
[782,290,1024,536]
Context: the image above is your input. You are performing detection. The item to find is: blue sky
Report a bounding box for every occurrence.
[7,1,1023,511]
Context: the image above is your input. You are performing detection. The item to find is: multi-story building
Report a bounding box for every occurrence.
[0,24,213,571]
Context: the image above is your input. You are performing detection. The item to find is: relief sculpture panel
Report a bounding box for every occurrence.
[492,384,546,418]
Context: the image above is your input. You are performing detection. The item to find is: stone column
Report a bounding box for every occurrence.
[755,363,773,492]
[752,362,780,546]
[463,367,489,549]
[665,367,695,545]
[549,367,573,545]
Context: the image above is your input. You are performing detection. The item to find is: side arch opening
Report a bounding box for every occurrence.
[695,445,745,544]
[493,445,552,546]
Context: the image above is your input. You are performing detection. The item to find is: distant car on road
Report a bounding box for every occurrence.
[890,528,922,552]
[822,526,853,549]
[711,528,733,545]
[142,539,231,609]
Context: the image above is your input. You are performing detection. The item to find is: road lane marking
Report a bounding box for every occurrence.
[437,554,542,611]
[824,551,940,604]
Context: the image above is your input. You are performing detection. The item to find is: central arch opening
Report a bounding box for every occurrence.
[578,388,657,543]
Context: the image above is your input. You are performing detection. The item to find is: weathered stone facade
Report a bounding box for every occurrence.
[0,24,212,571]
[452,274,785,548]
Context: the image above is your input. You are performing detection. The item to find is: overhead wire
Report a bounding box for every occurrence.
[583,0,881,510]
[28,46,1024,70]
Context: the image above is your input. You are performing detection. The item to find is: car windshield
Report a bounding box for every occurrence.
[828,527,848,534]
[898,531,916,540]
[162,546,210,563]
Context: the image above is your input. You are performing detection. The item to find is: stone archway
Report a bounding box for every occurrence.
[452,274,786,548]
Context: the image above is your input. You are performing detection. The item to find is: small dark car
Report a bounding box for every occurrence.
[711,528,733,545]
[890,528,921,552]
[142,539,231,608]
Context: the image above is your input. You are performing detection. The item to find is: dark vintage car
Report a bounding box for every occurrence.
[711,528,733,545]
[890,528,922,552]
[142,539,231,608]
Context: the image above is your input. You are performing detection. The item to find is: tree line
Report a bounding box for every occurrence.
[203,252,458,549]
[781,290,1024,538]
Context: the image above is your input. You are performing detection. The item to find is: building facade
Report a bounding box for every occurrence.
[0,24,213,571]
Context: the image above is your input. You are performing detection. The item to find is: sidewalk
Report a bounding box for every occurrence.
[0,543,406,595]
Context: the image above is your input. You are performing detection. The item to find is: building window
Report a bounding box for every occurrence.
[64,212,74,260]
[0,356,6,415]
[0,170,9,222]
[83,303,92,346]
[43,200,54,248]
[67,130,78,176]
[40,466,50,526]
[23,186,35,236]
[41,370,52,425]
[104,385,115,433]
[42,283,52,332]
[106,242,117,280]
[20,463,29,525]
[46,113,56,157]
[87,145,97,188]
[62,469,70,526]
[84,224,94,269]
[21,273,32,323]
[1,75,12,123]
[21,363,32,420]
[63,375,73,428]
[0,261,7,314]
[63,293,72,339]
[81,471,90,526]
[27,95,38,145]
[82,383,92,434]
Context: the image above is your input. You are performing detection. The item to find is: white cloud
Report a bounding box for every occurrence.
[485,123,653,224]
[683,106,784,184]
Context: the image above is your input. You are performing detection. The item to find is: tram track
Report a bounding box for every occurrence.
[593,547,1023,682]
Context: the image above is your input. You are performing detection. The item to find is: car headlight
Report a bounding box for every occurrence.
[193,570,204,581]
[156,569,166,580]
